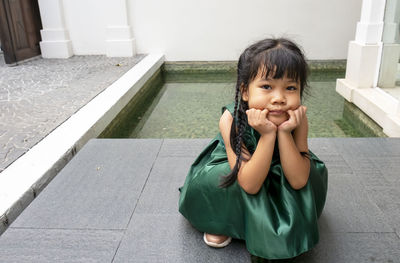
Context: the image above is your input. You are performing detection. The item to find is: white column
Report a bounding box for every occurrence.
[355,0,386,44]
[378,0,400,88]
[378,44,400,88]
[38,0,73,58]
[105,0,135,57]
[336,0,385,99]
[381,0,400,43]
[336,0,400,137]
[342,0,385,92]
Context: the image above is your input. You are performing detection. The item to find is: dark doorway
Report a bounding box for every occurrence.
[0,0,42,65]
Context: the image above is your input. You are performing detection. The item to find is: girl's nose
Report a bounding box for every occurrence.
[271,91,285,104]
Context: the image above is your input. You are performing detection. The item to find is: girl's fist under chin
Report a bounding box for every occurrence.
[278,105,307,133]
[246,108,277,135]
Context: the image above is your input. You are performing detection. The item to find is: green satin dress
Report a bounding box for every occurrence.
[178,103,328,260]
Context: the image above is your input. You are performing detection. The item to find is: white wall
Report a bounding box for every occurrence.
[128,0,363,60]
[58,0,363,60]
[62,0,108,55]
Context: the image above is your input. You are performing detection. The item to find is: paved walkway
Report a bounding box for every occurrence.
[0,138,399,262]
[0,53,145,172]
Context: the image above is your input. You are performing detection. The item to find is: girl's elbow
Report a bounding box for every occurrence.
[290,181,307,190]
[242,186,260,195]
[290,176,309,190]
[238,179,260,195]
[291,163,311,190]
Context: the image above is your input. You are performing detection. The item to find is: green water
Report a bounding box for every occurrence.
[127,72,365,138]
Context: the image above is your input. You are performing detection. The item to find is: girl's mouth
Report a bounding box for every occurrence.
[268,110,285,116]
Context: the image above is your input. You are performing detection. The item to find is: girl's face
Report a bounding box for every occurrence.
[242,69,301,126]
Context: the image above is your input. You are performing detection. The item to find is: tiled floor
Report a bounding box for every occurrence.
[0,138,398,262]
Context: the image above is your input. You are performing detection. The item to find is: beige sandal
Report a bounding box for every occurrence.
[203,233,232,248]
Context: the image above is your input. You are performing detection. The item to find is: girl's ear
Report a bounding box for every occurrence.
[240,84,249,101]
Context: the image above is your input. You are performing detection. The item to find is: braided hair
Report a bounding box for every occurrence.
[219,38,309,188]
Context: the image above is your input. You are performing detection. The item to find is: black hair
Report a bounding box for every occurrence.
[219,37,309,188]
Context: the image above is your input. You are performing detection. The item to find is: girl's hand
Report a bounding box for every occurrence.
[278,105,307,133]
[246,108,277,135]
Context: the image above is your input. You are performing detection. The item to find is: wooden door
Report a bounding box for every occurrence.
[0,0,42,65]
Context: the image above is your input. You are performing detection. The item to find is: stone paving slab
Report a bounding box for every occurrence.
[365,186,400,238]
[113,213,250,263]
[0,138,399,262]
[295,232,400,263]
[0,228,122,263]
[0,53,145,172]
[133,156,194,214]
[158,139,210,157]
[318,173,392,233]
[10,139,162,230]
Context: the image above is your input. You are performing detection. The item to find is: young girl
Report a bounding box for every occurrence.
[178,38,328,260]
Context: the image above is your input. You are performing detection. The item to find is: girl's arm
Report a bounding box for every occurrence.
[219,109,276,194]
[293,113,309,153]
[278,107,310,190]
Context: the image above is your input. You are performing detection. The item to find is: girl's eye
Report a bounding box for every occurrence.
[262,85,272,90]
[287,86,297,91]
